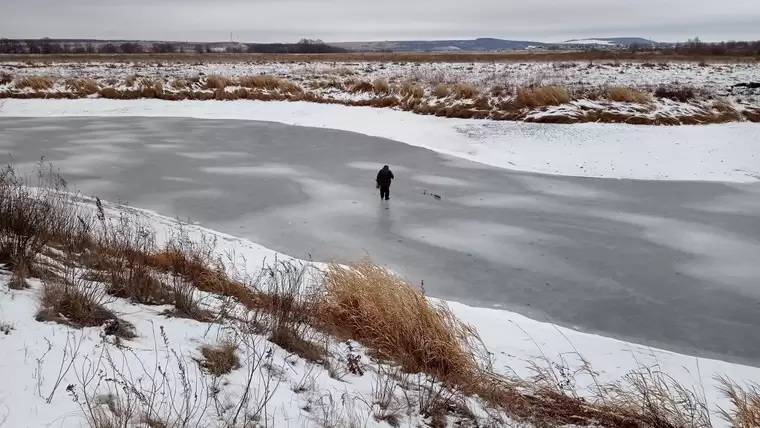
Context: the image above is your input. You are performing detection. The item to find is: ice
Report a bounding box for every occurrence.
[2,98,758,183]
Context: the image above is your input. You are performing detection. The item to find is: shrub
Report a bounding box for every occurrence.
[0,163,75,283]
[654,86,696,102]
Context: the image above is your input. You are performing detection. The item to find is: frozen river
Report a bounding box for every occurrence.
[2,116,759,366]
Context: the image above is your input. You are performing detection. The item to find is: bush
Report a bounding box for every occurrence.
[0,163,76,286]
[654,86,697,102]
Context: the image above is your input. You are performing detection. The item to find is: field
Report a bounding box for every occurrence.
[2,55,760,125]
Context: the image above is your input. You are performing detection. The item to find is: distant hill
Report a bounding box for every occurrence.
[561,37,662,46]
[330,38,547,52]
[329,37,662,52]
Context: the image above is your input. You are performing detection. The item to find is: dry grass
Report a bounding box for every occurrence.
[199,341,240,376]
[516,85,571,108]
[347,79,374,93]
[124,74,138,87]
[67,78,100,95]
[716,376,760,428]
[14,76,54,90]
[36,277,115,329]
[372,77,390,94]
[170,77,188,90]
[399,80,424,98]
[239,75,281,90]
[269,325,328,363]
[0,72,12,85]
[606,86,652,103]
[317,260,486,382]
[433,83,450,98]
[452,83,479,99]
[205,74,232,89]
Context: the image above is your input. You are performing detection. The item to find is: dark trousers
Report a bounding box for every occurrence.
[379,185,390,200]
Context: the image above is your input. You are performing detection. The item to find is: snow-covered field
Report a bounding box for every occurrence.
[2,59,760,125]
[1,196,759,428]
[1,98,758,182]
[3,59,759,92]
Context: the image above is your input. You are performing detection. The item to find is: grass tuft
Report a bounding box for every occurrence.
[36,277,115,329]
[716,376,760,428]
[67,78,100,95]
[606,86,652,103]
[433,83,450,98]
[14,76,54,90]
[317,260,486,382]
[205,75,232,90]
[372,78,390,95]
[516,85,571,108]
[199,341,240,376]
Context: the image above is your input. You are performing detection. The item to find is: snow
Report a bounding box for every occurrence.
[3,59,759,94]
[559,39,615,46]
[1,197,759,428]
[1,98,759,183]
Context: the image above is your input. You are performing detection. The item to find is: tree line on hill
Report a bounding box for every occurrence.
[628,38,760,56]
[0,37,758,56]
[0,38,350,54]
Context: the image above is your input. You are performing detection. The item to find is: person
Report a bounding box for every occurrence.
[376,165,394,201]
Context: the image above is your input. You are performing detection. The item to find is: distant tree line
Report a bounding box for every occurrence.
[0,38,350,54]
[627,38,760,56]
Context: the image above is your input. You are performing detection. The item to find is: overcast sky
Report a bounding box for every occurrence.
[2,0,759,43]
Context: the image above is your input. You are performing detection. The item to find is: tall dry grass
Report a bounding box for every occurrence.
[14,76,55,90]
[67,78,100,95]
[606,86,653,103]
[516,85,572,108]
[205,74,232,89]
[238,75,303,94]
[317,260,487,382]
[717,376,760,428]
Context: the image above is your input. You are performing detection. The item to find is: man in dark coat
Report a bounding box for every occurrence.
[376,165,394,201]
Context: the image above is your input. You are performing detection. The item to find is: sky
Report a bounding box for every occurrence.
[2,0,759,43]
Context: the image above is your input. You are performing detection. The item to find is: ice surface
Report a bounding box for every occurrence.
[2,99,758,183]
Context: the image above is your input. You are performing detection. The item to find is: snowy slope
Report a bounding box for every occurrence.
[1,99,758,182]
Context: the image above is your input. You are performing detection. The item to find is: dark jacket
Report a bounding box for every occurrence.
[376,166,394,187]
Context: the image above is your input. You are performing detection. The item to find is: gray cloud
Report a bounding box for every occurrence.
[2,0,759,43]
